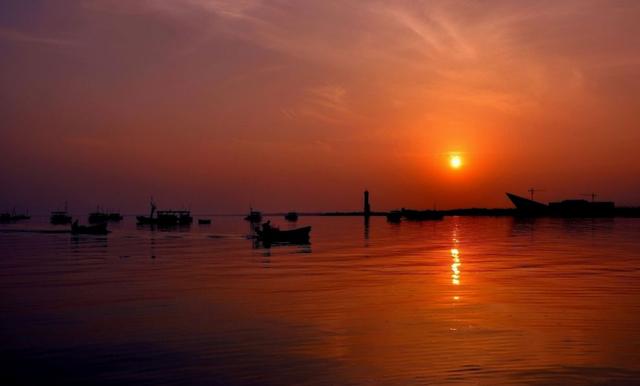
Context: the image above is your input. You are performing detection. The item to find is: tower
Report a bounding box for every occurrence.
[364,190,371,217]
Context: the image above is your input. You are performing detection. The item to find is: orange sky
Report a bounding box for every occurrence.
[1,0,640,213]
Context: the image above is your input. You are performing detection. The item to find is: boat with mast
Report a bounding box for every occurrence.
[137,200,193,226]
[50,202,72,225]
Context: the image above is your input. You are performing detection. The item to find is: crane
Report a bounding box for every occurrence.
[580,193,598,202]
[527,188,545,201]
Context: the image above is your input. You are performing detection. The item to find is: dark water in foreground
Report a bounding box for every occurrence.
[2,216,640,385]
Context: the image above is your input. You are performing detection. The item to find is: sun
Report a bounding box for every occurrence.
[449,154,463,169]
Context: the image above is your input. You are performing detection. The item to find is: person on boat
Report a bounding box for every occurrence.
[262,220,272,233]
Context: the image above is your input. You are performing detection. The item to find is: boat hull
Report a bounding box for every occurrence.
[71,223,109,235]
[257,226,311,244]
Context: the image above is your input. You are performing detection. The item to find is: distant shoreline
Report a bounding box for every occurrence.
[8,207,640,218]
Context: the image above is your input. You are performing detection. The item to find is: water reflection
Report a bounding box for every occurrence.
[451,247,461,286]
[451,223,461,287]
[4,216,640,385]
[363,216,370,245]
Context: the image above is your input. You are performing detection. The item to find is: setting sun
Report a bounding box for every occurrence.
[449,155,463,169]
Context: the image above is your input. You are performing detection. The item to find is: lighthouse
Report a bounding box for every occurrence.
[364,190,371,217]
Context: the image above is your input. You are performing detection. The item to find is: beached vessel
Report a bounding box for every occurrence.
[506,192,615,217]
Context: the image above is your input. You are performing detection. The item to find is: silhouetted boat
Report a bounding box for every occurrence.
[198,219,211,225]
[505,193,548,215]
[50,211,72,224]
[401,209,444,221]
[506,192,615,217]
[284,212,299,221]
[256,222,311,244]
[245,208,262,222]
[71,220,108,235]
[88,207,123,223]
[0,210,30,223]
[137,201,192,225]
[386,210,402,222]
[50,202,72,225]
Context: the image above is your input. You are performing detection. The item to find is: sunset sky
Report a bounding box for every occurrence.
[1,0,640,213]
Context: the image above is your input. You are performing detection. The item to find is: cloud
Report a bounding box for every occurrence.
[0,28,76,47]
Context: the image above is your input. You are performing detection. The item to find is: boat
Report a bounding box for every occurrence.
[386,210,402,222]
[284,212,299,221]
[88,207,123,223]
[401,209,444,221]
[50,202,72,225]
[50,211,72,225]
[108,213,124,221]
[244,208,262,222]
[506,192,615,217]
[505,193,549,215]
[137,201,192,225]
[255,222,311,244]
[0,209,30,223]
[71,220,109,235]
[198,219,212,225]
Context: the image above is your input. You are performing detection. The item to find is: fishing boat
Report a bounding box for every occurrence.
[0,209,30,223]
[50,202,72,225]
[88,207,123,223]
[71,220,109,235]
[255,222,311,244]
[198,219,212,225]
[244,208,262,222]
[50,211,72,224]
[137,201,192,225]
[284,212,299,221]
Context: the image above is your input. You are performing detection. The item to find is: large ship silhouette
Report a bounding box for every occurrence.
[506,192,615,217]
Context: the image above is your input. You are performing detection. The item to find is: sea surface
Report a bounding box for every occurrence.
[1,216,640,385]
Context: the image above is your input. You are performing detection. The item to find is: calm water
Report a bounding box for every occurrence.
[2,216,640,385]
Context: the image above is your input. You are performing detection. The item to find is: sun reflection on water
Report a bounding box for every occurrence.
[451,247,461,286]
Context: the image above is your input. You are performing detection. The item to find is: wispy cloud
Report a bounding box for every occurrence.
[0,28,77,47]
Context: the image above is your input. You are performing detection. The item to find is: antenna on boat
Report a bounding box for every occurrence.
[527,188,545,201]
[580,193,598,202]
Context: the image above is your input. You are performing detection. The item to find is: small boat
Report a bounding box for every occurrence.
[71,220,109,235]
[88,207,123,224]
[156,210,193,225]
[284,212,299,221]
[137,201,192,226]
[50,211,72,225]
[198,219,212,225]
[108,213,124,221]
[386,210,402,222]
[51,202,72,225]
[244,208,262,222]
[0,209,30,223]
[401,209,443,221]
[256,222,311,244]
